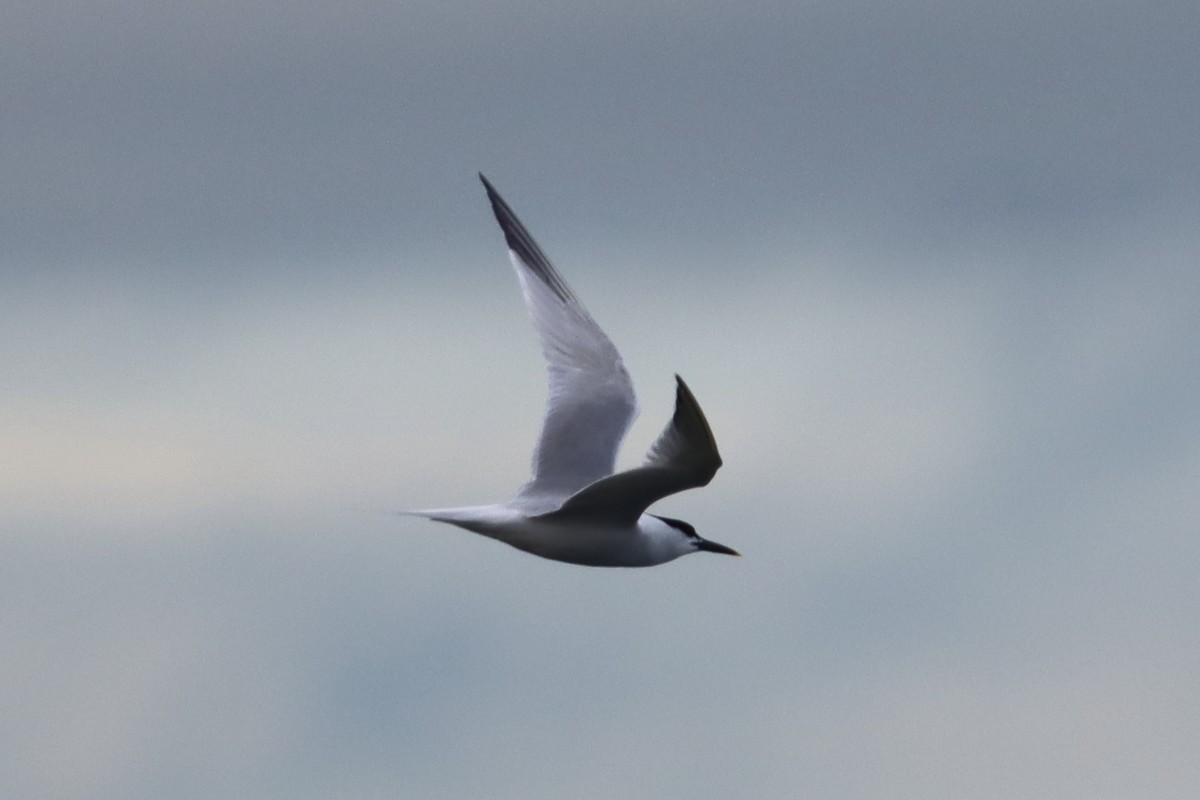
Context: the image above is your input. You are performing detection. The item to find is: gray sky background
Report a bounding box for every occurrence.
[4,2,1199,798]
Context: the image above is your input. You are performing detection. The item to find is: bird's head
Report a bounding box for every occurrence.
[652,514,740,558]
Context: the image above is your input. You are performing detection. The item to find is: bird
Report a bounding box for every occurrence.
[405,174,738,567]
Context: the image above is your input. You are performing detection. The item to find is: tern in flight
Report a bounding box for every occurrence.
[407,175,737,567]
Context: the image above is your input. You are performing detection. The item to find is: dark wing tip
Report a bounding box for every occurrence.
[477,174,574,305]
[673,375,702,416]
[478,172,497,198]
[479,173,519,243]
[673,374,723,472]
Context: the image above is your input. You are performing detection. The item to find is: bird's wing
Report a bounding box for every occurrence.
[540,375,722,525]
[479,174,639,511]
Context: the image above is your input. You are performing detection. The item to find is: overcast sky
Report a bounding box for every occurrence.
[4,2,1199,798]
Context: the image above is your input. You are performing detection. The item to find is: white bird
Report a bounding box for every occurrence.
[407,174,738,567]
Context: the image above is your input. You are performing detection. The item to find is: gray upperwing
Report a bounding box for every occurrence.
[479,175,639,505]
[644,374,722,474]
[542,375,722,524]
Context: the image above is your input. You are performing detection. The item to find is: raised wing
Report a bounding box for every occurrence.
[479,174,639,511]
[542,375,722,524]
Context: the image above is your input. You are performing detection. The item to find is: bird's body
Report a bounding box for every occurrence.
[407,175,737,567]
[413,504,725,567]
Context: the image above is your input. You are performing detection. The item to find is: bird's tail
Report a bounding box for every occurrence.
[397,505,506,526]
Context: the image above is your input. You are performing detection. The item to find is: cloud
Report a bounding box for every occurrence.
[3,2,1199,798]
[5,1,1197,265]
